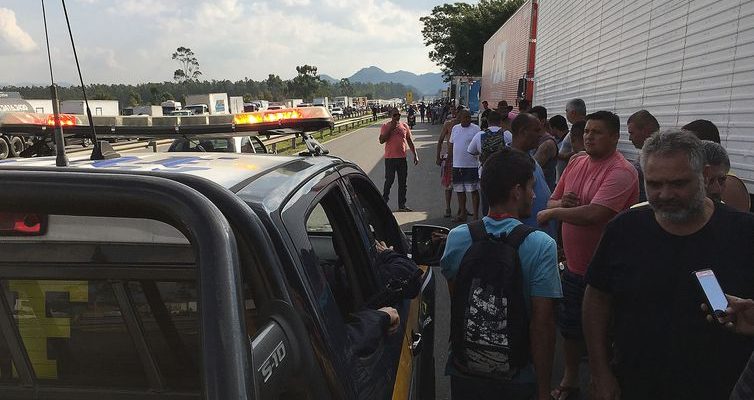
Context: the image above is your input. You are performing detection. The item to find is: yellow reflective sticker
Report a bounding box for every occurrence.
[10,280,88,379]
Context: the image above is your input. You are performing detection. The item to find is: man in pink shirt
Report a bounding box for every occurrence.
[537,110,638,400]
[380,108,419,211]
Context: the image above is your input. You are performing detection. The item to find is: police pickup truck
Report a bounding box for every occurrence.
[0,107,446,400]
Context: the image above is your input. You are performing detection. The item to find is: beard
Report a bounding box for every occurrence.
[650,180,707,224]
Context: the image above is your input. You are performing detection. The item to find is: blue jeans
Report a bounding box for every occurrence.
[450,375,536,400]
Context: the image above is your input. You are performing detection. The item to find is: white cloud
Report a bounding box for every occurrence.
[0,7,37,54]
[0,0,443,84]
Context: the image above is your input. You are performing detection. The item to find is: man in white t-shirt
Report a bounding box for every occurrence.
[468,111,512,216]
[449,110,481,221]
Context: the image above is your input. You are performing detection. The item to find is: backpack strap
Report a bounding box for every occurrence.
[467,220,489,243]
[506,224,537,250]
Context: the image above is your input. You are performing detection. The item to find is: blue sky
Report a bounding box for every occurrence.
[1,0,465,85]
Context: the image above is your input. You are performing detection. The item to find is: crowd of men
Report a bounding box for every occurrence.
[377,97,754,400]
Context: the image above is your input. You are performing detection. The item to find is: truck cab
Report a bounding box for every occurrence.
[0,108,443,400]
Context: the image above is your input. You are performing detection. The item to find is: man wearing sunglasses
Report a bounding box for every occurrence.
[380,108,419,212]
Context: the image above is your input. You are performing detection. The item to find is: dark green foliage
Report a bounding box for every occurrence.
[2,76,419,107]
[421,0,526,80]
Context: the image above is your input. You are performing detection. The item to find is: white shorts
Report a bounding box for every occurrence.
[453,182,480,193]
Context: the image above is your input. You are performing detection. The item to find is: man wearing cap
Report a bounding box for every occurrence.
[380,108,419,212]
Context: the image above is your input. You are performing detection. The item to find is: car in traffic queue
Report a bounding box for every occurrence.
[167,135,268,154]
[0,106,445,400]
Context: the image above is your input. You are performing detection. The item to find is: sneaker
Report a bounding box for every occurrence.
[397,206,413,212]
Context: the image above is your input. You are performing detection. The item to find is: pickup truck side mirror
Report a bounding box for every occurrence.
[411,224,449,266]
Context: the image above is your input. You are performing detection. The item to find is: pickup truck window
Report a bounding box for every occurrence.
[0,319,16,383]
[2,279,201,390]
[349,176,405,253]
[0,239,263,395]
[305,187,375,318]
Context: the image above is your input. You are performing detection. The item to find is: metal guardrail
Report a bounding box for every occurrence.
[64,112,389,155]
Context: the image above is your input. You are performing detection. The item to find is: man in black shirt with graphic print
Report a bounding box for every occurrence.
[583,129,754,400]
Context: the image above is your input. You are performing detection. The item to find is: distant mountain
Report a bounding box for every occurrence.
[348,66,444,96]
[319,74,338,84]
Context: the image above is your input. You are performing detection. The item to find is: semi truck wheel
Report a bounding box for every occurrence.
[0,138,9,160]
[8,136,24,157]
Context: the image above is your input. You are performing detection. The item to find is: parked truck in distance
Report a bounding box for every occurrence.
[313,97,329,109]
[160,100,182,115]
[61,100,120,116]
[123,105,163,116]
[184,93,229,115]
[229,96,245,114]
[285,99,303,108]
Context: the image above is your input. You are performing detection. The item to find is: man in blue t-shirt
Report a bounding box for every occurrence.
[509,113,557,238]
[441,147,563,400]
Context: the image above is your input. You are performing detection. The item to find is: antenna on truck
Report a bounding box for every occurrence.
[41,0,68,166]
[60,0,118,160]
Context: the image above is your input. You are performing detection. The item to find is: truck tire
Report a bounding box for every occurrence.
[0,138,9,160]
[8,136,24,157]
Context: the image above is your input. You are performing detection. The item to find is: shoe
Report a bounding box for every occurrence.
[397,206,413,212]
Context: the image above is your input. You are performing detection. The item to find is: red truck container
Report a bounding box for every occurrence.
[481,0,537,107]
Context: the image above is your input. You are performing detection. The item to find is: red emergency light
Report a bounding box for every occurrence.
[45,114,78,127]
[0,213,46,236]
[233,107,330,126]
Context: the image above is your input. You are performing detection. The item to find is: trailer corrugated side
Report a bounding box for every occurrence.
[534,0,754,191]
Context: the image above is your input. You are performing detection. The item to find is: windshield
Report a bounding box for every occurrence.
[169,138,235,153]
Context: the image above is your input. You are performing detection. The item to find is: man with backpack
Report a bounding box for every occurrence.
[467,111,512,216]
[440,147,562,400]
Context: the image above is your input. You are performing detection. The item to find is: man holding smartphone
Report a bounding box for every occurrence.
[582,129,754,399]
[380,108,419,212]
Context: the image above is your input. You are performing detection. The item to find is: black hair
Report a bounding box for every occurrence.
[570,120,586,139]
[627,109,660,132]
[528,105,547,121]
[487,111,503,125]
[549,115,568,132]
[585,110,620,134]
[482,147,536,207]
[682,119,721,143]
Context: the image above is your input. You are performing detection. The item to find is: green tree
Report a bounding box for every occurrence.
[421,0,525,79]
[339,78,354,96]
[172,46,202,83]
[127,91,142,107]
[265,74,287,101]
[292,65,321,101]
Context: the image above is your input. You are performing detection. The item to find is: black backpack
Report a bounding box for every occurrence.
[450,220,535,381]
[480,129,507,165]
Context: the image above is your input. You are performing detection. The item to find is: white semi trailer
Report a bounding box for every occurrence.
[530,0,754,194]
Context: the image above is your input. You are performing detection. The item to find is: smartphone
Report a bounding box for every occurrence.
[693,269,729,318]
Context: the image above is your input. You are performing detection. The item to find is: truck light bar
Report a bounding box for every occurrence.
[46,114,79,127]
[0,107,334,138]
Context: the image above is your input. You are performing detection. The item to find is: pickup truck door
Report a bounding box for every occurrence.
[281,168,402,399]
[339,169,436,400]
